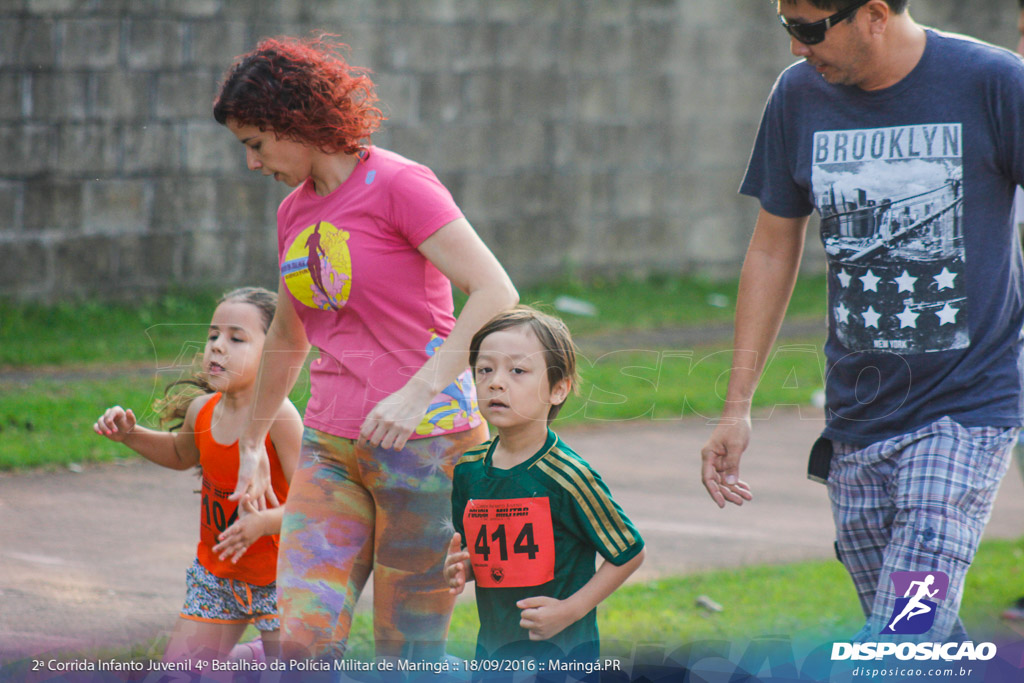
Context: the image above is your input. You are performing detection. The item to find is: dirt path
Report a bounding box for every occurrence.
[3,410,1024,665]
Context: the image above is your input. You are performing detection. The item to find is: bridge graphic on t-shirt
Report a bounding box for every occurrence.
[812,123,967,355]
[820,180,962,264]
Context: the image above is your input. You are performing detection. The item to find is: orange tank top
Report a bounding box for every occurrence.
[194,392,288,586]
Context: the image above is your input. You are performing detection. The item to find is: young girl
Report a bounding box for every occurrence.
[92,287,302,664]
[444,306,645,663]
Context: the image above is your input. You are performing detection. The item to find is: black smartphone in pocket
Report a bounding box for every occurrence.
[807,436,833,484]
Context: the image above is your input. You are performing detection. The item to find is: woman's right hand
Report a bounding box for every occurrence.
[93,406,137,442]
[231,440,277,511]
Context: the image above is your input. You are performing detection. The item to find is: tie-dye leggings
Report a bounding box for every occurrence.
[277,424,488,660]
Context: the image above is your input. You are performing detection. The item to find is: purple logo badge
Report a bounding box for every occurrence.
[881,571,949,635]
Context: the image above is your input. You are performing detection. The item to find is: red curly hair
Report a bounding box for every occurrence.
[213,34,385,155]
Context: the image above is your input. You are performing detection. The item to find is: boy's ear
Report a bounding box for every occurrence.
[550,378,571,406]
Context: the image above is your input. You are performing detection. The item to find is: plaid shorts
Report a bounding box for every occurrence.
[180,558,279,631]
[828,416,1017,640]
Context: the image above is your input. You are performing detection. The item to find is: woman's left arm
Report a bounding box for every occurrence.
[359,217,517,450]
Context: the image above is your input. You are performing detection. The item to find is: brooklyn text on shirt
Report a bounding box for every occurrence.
[814,124,961,165]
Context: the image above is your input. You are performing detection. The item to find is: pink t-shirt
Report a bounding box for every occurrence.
[276,147,483,440]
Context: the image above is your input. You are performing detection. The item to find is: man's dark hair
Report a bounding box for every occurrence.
[780,0,909,14]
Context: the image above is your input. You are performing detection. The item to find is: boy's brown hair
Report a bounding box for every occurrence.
[469,305,580,424]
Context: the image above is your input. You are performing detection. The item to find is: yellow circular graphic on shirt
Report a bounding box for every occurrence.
[281,222,352,310]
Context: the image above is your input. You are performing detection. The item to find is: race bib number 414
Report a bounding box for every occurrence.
[463,497,555,588]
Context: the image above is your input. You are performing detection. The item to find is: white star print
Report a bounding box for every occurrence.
[835,302,851,324]
[862,306,881,328]
[837,269,852,288]
[934,267,957,291]
[860,270,881,292]
[896,305,920,329]
[936,303,959,325]
[422,446,451,476]
[894,270,918,294]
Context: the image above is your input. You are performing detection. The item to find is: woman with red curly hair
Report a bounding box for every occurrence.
[213,35,517,662]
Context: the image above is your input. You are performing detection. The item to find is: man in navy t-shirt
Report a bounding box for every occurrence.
[1001,0,1024,626]
[700,0,1024,641]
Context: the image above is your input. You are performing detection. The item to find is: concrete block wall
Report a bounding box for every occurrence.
[0,0,1017,301]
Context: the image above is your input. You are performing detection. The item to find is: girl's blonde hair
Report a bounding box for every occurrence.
[157,287,277,431]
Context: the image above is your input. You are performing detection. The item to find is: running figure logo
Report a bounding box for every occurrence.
[882,571,949,635]
[280,221,352,311]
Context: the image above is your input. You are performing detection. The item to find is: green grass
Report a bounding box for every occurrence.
[5,537,1021,673]
[0,290,224,368]
[0,334,828,469]
[0,374,159,469]
[0,339,822,471]
[432,539,1024,660]
[568,340,824,423]
[0,274,827,471]
[482,272,826,338]
[0,368,313,470]
[452,539,1024,654]
[0,274,827,369]
[377,559,865,662]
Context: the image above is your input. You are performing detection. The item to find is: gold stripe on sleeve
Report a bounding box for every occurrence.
[535,450,634,555]
[550,449,636,546]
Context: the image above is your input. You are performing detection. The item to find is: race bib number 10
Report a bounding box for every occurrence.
[463,497,555,588]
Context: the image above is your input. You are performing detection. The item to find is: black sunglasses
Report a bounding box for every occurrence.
[778,0,871,45]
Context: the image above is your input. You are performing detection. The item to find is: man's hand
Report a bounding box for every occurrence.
[700,416,754,508]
